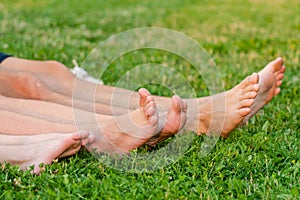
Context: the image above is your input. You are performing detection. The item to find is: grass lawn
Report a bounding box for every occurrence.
[1,0,299,199]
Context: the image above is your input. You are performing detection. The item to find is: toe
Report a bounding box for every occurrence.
[276,74,284,82]
[146,96,154,104]
[146,106,156,117]
[243,83,259,95]
[239,107,251,117]
[275,88,281,95]
[82,133,96,146]
[281,65,286,73]
[139,88,151,107]
[171,95,182,113]
[72,130,89,140]
[33,164,41,175]
[248,83,259,92]
[239,73,259,91]
[145,100,155,111]
[244,91,258,99]
[149,115,158,125]
[249,73,259,84]
[240,99,255,108]
[270,57,284,72]
[276,80,283,87]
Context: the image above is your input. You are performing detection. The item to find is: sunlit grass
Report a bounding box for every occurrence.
[0,0,299,199]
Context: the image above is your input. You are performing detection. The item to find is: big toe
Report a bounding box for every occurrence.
[144,97,158,125]
[268,57,284,72]
[249,73,259,84]
[81,133,96,146]
[72,130,90,141]
[239,73,259,90]
[138,88,151,107]
[171,95,183,113]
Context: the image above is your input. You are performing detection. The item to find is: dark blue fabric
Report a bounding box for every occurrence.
[0,52,12,63]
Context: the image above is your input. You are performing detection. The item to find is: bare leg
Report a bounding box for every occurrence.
[0,131,94,174]
[0,57,285,138]
[0,88,161,154]
[0,58,122,110]
[0,96,186,148]
[0,57,169,113]
[0,69,128,115]
[0,59,75,95]
[0,58,187,144]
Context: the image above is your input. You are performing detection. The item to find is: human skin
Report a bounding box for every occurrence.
[0,130,94,174]
[0,88,187,154]
[0,57,285,142]
[0,56,285,174]
[0,88,182,173]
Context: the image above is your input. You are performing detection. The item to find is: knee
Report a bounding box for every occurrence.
[16,71,39,85]
[15,72,49,100]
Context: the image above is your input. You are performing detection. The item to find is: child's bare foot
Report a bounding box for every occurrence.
[190,73,259,137]
[86,88,159,154]
[0,131,94,175]
[146,95,187,146]
[243,57,286,123]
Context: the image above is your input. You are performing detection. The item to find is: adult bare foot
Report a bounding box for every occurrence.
[86,88,159,155]
[188,73,259,138]
[243,57,286,123]
[146,95,188,146]
[0,131,94,174]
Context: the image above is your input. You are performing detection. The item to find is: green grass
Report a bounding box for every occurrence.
[0,0,299,199]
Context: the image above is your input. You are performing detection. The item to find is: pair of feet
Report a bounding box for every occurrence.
[2,57,285,174]
[91,57,285,151]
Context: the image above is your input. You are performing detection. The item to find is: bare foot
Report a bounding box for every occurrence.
[191,73,259,137]
[86,88,159,154]
[0,131,94,174]
[146,95,188,146]
[243,57,286,123]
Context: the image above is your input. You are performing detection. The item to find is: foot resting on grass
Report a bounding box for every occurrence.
[189,57,285,138]
[86,88,160,154]
[0,130,95,175]
[146,95,188,146]
[193,73,259,137]
[243,57,286,123]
